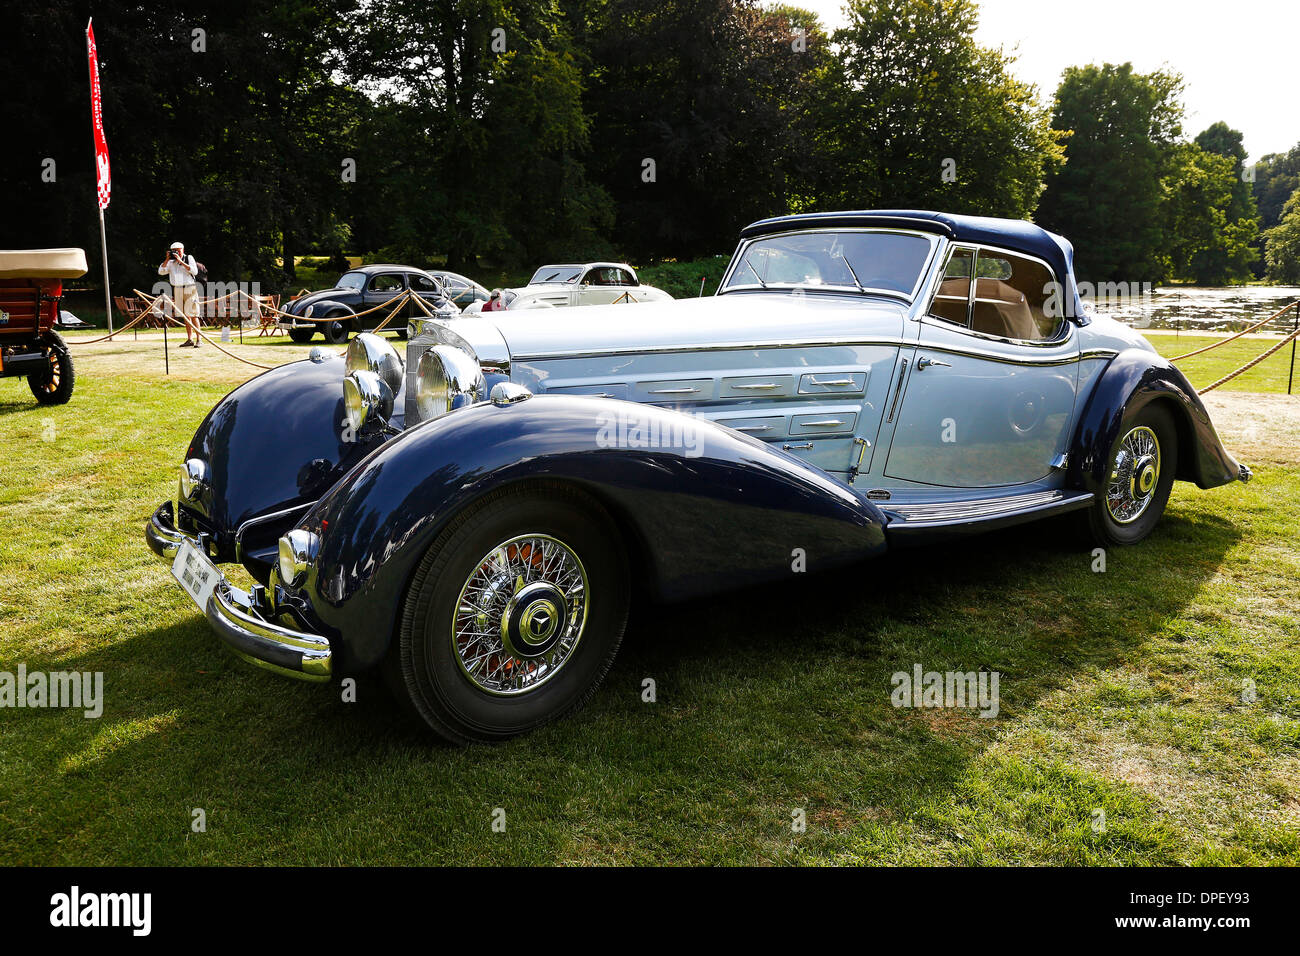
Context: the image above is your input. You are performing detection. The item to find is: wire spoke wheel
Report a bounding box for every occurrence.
[452,533,589,696]
[1106,425,1161,525]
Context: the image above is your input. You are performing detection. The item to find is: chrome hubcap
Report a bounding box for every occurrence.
[452,534,588,696]
[1107,425,1161,525]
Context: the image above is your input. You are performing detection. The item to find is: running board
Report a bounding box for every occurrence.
[881,489,1094,538]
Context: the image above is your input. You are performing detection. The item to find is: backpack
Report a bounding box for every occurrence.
[194,260,209,284]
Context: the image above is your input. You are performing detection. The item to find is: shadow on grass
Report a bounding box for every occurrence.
[10,506,1239,864]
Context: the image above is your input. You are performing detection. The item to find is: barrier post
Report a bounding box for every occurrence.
[162,312,169,375]
[1288,299,1297,396]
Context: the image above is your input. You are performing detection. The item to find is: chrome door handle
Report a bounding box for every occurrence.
[649,387,700,395]
[916,356,952,371]
[783,442,814,451]
[732,382,781,391]
[807,378,855,387]
[734,424,774,433]
[799,419,846,427]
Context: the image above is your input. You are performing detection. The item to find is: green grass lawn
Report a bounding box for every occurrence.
[0,340,1297,865]
[1151,333,1300,394]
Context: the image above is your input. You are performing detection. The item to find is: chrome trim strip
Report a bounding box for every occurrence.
[234,502,313,546]
[514,339,1117,368]
[884,491,1094,530]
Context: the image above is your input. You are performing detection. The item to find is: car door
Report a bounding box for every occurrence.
[883,245,1081,488]
[364,272,406,328]
[577,267,629,307]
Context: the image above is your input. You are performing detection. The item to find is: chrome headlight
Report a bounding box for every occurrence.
[415,345,485,422]
[343,369,393,433]
[345,333,404,395]
[277,528,319,588]
[179,458,207,502]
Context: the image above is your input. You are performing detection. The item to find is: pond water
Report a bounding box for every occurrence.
[1094,286,1300,335]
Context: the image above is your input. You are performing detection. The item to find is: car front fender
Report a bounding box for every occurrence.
[1067,348,1245,494]
[183,355,393,571]
[297,396,889,672]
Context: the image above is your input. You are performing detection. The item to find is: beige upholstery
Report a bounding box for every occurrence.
[0,248,88,280]
[971,279,1037,339]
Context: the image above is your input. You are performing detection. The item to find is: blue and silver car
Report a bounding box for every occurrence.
[146,210,1251,743]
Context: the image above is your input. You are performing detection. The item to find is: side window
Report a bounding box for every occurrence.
[409,274,437,292]
[929,248,973,326]
[614,268,637,286]
[970,251,1059,341]
[370,273,404,293]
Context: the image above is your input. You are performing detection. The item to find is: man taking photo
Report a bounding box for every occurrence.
[158,241,200,347]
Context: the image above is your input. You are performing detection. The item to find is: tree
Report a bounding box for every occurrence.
[1251,144,1300,232]
[1162,142,1258,284]
[575,0,832,260]
[814,0,1061,222]
[350,0,607,269]
[1036,63,1184,284]
[1263,188,1300,284]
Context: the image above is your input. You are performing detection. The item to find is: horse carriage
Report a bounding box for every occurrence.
[0,248,86,405]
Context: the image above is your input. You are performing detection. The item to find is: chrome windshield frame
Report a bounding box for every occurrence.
[717,227,943,304]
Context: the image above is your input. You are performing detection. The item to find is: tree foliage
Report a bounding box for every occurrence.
[1036,63,1184,283]
[817,0,1062,219]
[1263,188,1300,284]
[0,1,1288,290]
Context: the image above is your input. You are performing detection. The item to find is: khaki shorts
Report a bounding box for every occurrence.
[172,284,199,321]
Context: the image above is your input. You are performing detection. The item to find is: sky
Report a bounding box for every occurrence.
[792,0,1298,162]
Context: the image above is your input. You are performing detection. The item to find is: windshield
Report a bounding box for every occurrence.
[336,271,366,291]
[722,230,936,298]
[528,265,583,285]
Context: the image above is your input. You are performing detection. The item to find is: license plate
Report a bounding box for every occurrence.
[172,539,221,613]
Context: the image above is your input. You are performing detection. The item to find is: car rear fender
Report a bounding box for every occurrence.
[1066,348,1244,493]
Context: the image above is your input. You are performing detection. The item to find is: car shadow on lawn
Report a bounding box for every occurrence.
[19,507,1238,864]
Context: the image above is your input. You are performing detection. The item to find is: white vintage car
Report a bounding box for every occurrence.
[463,262,673,312]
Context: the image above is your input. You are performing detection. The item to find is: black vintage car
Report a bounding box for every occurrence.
[278,264,476,344]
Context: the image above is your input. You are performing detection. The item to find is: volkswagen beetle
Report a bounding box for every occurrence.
[146,210,1251,743]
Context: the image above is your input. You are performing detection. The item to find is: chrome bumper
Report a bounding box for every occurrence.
[146,502,333,682]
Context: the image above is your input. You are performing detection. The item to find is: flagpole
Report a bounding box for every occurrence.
[87,18,112,333]
[97,206,112,334]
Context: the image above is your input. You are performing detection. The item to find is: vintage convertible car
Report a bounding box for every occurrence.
[463,261,672,312]
[146,210,1250,743]
[277,264,463,344]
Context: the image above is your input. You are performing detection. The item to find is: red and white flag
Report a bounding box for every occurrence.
[86,19,111,209]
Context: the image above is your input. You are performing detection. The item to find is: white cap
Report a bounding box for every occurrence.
[170,241,184,249]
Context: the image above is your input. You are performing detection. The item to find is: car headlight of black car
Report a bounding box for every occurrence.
[342,333,404,432]
[415,345,486,422]
[277,528,319,588]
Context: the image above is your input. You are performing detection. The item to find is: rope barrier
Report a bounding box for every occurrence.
[62,305,159,345]
[1196,321,1300,394]
[1168,300,1298,362]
